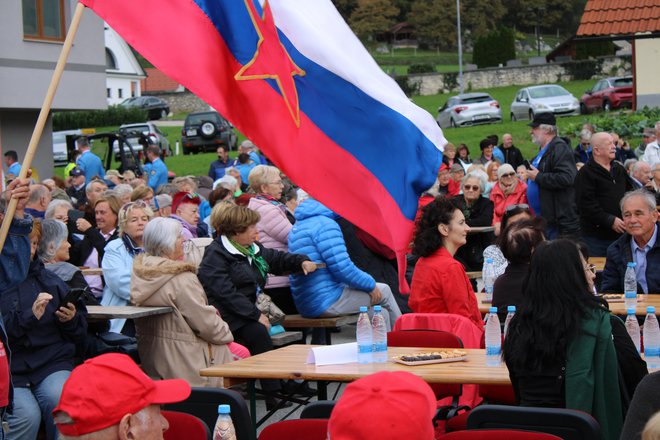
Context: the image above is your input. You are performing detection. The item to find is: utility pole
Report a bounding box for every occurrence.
[457,0,463,94]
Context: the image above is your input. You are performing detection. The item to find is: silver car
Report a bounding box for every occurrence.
[113,122,171,158]
[510,85,579,121]
[436,93,502,129]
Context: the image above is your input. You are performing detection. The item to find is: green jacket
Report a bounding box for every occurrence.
[566,307,622,440]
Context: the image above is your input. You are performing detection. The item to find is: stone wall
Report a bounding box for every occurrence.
[144,91,211,114]
[410,56,632,96]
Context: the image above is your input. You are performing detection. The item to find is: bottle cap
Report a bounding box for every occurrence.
[359,306,368,313]
[486,258,493,264]
[648,306,656,314]
[373,305,382,312]
[507,305,516,312]
[627,308,636,314]
[218,404,231,414]
[628,262,637,267]
[489,307,498,313]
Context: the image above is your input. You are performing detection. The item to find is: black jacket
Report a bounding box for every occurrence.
[68,228,119,267]
[575,159,633,241]
[492,262,528,317]
[500,144,525,169]
[198,237,309,332]
[601,224,660,294]
[454,196,494,270]
[535,136,580,236]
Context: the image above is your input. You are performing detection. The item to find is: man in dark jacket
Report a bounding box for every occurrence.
[601,189,659,294]
[499,133,525,169]
[575,132,633,257]
[525,112,580,239]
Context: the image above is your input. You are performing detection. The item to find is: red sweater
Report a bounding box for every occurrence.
[489,180,530,225]
[409,247,482,327]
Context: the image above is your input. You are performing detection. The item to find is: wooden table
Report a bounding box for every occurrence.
[201,344,509,428]
[476,291,660,316]
[468,226,495,234]
[588,257,606,272]
[86,305,173,320]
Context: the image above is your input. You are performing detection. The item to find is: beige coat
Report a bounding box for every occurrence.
[131,254,234,387]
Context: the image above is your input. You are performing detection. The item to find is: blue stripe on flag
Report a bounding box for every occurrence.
[194,0,441,219]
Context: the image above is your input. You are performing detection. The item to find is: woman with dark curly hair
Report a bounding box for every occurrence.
[408,197,481,327]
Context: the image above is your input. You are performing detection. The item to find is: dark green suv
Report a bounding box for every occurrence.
[181,111,238,154]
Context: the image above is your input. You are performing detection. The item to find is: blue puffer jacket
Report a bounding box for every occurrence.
[288,199,375,317]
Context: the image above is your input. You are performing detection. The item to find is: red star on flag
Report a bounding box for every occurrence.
[235,0,306,127]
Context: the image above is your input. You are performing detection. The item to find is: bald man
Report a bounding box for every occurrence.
[575,132,633,257]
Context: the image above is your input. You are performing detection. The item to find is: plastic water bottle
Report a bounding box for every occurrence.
[213,404,236,440]
[483,258,495,303]
[371,305,388,363]
[625,262,638,311]
[625,308,641,353]
[644,306,660,369]
[503,305,516,339]
[356,306,373,364]
[485,307,502,366]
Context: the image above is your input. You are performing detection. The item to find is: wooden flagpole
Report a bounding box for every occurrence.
[0,2,86,252]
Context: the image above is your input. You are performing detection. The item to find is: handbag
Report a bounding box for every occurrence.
[255,292,286,326]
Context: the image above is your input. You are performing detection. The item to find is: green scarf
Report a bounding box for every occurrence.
[565,307,623,440]
[229,239,269,279]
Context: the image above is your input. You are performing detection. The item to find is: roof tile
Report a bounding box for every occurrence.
[577,0,660,36]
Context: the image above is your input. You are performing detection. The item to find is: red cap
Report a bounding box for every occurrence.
[53,354,191,436]
[171,191,201,213]
[438,163,449,173]
[327,371,436,439]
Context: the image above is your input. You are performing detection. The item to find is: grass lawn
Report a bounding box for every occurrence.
[51,79,639,181]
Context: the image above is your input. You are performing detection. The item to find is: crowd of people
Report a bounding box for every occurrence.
[0,113,659,438]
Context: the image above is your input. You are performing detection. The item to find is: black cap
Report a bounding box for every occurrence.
[70,167,84,177]
[528,112,556,127]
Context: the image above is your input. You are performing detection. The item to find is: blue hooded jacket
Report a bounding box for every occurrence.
[288,199,375,317]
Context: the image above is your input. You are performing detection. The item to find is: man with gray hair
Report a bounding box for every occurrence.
[573,128,593,164]
[24,184,51,219]
[524,112,580,239]
[641,121,660,168]
[601,189,659,294]
[631,161,653,190]
[575,132,633,257]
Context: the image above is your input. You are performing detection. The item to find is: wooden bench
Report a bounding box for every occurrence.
[271,331,303,347]
[282,314,358,344]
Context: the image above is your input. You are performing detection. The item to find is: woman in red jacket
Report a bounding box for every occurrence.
[409,197,482,327]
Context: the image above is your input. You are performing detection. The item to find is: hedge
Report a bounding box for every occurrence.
[53,106,147,131]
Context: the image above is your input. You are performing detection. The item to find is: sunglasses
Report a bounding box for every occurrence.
[504,204,529,213]
[500,172,516,178]
[463,185,480,192]
[120,199,147,216]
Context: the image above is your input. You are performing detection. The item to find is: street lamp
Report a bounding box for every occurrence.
[457,0,463,94]
[529,7,546,56]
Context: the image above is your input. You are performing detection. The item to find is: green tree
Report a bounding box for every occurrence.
[332,0,358,21]
[408,0,456,50]
[502,0,584,35]
[472,27,516,68]
[461,0,506,39]
[348,0,400,40]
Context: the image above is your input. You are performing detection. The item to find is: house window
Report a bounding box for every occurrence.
[105,49,117,69]
[118,89,123,99]
[22,0,66,41]
[107,88,111,98]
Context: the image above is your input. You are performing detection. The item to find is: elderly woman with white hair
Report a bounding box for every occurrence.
[454,172,494,271]
[247,165,299,314]
[39,219,90,292]
[101,200,153,333]
[131,217,234,386]
[489,163,530,235]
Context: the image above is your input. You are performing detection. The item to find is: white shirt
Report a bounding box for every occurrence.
[642,141,660,168]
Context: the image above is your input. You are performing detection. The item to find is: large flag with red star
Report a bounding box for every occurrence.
[80,0,446,290]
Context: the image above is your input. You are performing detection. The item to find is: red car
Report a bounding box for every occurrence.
[580,76,633,114]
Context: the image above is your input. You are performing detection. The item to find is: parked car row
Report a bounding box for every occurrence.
[119,96,170,120]
[437,76,633,128]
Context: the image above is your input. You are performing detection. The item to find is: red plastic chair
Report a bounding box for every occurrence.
[258,419,329,440]
[440,429,562,440]
[162,410,209,440]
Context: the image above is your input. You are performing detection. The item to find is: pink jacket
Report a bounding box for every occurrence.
[248,197,292,289]
[489,180,529,225]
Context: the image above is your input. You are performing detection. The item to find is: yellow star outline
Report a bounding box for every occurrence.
[235,0,306,128]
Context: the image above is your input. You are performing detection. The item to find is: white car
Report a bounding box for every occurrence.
[52,129,83,166]
[112,122,171,158]
[510,85,580,121]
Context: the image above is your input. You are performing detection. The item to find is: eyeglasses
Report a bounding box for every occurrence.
[268,180,284,186]
[500,172,516,179]
[584,264,596,275]
[504,204,530,213]
[463,185,480,192]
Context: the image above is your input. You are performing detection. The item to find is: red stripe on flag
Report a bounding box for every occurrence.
[81,0,414,289]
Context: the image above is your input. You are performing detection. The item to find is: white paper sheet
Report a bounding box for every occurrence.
[306,342,358,366]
